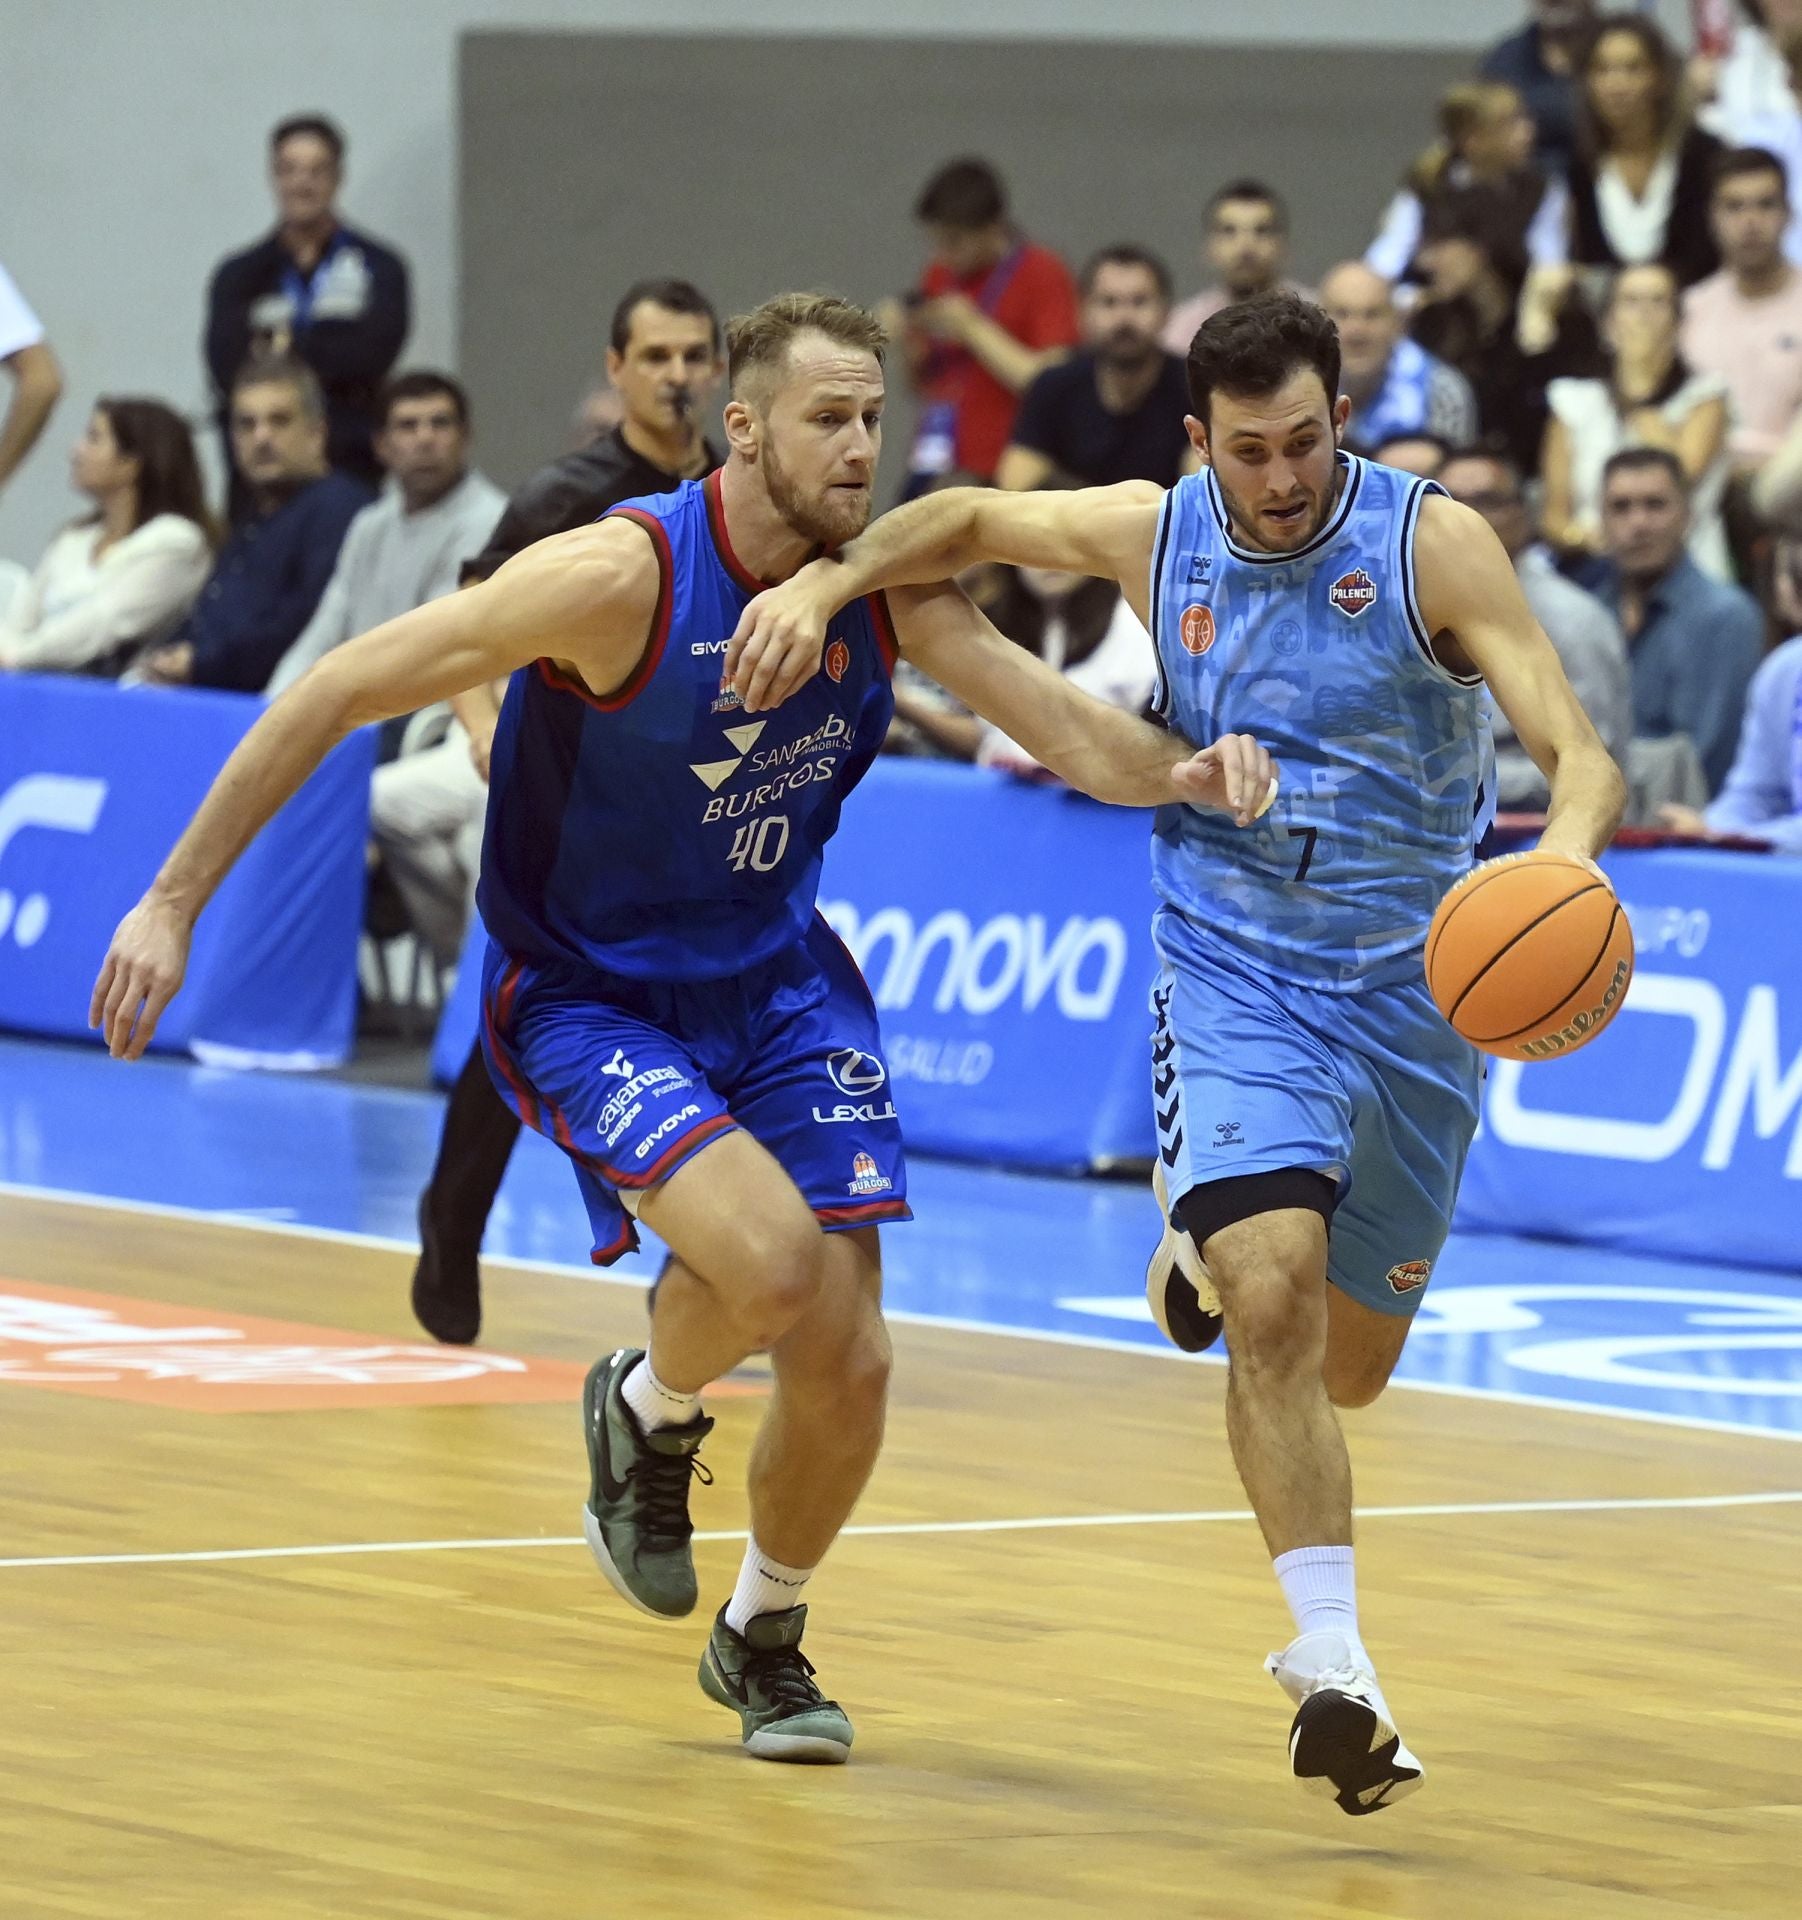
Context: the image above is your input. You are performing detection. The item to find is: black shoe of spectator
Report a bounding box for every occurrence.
[411,1193,482,1346]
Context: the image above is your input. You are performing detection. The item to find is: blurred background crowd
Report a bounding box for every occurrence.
[4,1,1800,994]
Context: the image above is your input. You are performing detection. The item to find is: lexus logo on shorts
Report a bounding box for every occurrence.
[1179,605,1216,655]
[824,640,851,683]
[827,1047,886,1096]
[1329,568,1379,618]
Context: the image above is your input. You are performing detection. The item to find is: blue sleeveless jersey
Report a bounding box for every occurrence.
[1149,455,1494,991]
[477,472,897,982]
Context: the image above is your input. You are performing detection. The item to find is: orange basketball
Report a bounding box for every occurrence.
[1424,851,1635,1062]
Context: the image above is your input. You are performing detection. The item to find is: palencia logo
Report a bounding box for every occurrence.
[818,902,1127,1022]
[1487,973,1802,1175]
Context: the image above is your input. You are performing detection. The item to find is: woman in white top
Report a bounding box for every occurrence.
[0,397,214,675]
[1541,262,1733,579]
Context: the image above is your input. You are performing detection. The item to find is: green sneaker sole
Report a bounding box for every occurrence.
[698,1643,852,1764]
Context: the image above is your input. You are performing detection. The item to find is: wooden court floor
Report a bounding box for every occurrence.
[1,1190,1797,1920]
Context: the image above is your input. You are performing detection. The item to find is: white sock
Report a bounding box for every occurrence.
[724,1536,814,1635]
[1273,1546,1369,1668]
[621,1354,701,1432]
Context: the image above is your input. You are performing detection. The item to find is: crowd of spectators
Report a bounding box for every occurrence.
[4,5,1801,978]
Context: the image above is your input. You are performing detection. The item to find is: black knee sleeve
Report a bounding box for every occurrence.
[1174,1167,1336,1254]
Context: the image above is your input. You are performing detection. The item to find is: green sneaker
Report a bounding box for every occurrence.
[581,1348,712,1621]
[698,1604,854,1763]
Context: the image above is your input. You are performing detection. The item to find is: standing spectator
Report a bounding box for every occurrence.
[1566,16,1726,290]
[1480,1,1599,181]
[0,260,62,504]
[1592,446,1763,793]
[0,399,212,677]
[1365,83,1568,290]
[1162,181,1302,352]
[1698,1,1802,138]
[205,114,409,504]
[134,358,371,693]
[1543,262,1732,577]
[1439,448,1632,806]
[409,277,726,1348]
[1318,263,1478,454]
[1682,146,1802,471]
[267,373,505,694]
[1659,633,1802,848]
[997,246,1192,492]
[892,158,1078,488]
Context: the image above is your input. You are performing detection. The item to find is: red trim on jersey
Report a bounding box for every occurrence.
[704,470,765,594]
[589,1220,639,1266]
[602,1112,737,1189]
[481,961,542,1136]
[532,506,673,713]
[865,589,900,676]
[814,1199,911,1228]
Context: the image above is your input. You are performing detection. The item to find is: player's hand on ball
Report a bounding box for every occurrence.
[1171,735,1277,828]
[90,893,193,1061]
[728,571,835,712]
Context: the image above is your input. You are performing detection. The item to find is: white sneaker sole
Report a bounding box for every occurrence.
[1146,1163,1223,1352]
[582,1503,693,1625]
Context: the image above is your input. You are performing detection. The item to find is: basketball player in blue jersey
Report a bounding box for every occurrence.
[89,292,1269,1766]
[726,291,1626,1810]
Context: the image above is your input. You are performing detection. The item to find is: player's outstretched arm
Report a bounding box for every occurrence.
[1413,496,1626,861]
[90,521,660,1059]
[891,582,1276,820]
[728,481,1162,713]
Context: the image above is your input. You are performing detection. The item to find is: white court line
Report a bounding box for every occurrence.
[4,1178,1801,1448]
[1,1489,1797,1573]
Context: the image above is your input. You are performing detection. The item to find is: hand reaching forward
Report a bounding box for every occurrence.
[90,893,193,1060]
[726,575,835,713]
[1171,734,1279,828]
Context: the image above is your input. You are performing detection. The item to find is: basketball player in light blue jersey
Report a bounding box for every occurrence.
[726,292,1626,1812]
[90,293,1266,1767]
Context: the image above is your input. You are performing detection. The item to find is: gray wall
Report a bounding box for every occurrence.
[460,31,1473,494]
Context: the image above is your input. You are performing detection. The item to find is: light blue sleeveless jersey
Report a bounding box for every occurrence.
[1149,454,1494,992]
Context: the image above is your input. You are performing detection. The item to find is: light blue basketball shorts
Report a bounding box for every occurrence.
[1150,906,1482,1317]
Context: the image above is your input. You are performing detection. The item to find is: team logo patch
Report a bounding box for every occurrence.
[824,639,851,683]
[1386,1259,1432,1295]
[1179,605,1216,656]
[847,1151,892,1197]
[712,669,742,714]
[1329,567,1379,619]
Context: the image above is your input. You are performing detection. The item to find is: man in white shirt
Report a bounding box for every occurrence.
[1681,145,1802,471]
[267,371,504,967]
[0,261,63,504]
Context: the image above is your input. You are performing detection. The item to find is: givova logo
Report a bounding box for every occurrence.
[0,775,109,949]
[819,902,1128,1022]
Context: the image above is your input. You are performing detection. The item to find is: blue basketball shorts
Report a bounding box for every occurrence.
[1150,906,1481,1317]
[479,916,910,1265]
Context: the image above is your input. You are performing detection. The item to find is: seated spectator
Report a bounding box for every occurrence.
[267,372,505,695]
[1480,2,1599,181]
[0,259,62,505]
[1725,20,1802,262]
[1439,447,1632,805]
[1697,2,1802,139]
[1319,262,1478,454]
[0,399,213,676]
[889,565,1156,771]
[1681,147,1802,473]
[1162,180,1308,353]
[205,113,409,503]
[997,246,1193,492]
[1566,17,1725,290]
[1544,263,1731,577]
[134,357,371,692]
[1591,446,1764,793]
[1366,83,1568,291]
[1659,632,1802,848]
[890,158,1078,488]
[1371,433,1452,478]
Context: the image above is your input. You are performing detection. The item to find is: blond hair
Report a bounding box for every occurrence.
[1406,81,1523,194]
[727,292,886,400]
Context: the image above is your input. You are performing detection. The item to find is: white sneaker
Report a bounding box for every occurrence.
[1146,1162,1223,1353]
[1265,1630,1424,1816]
